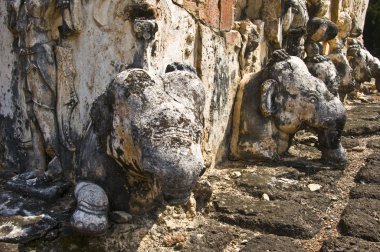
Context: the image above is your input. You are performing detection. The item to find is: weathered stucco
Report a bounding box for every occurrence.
[0,0,371,173]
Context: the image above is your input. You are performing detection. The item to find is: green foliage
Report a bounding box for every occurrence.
[364,0,380,58]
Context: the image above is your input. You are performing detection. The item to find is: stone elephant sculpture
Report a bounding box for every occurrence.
[304,17,340,96]
[347,38,380,91]
[71,64,206,234]
[231,50,347,166]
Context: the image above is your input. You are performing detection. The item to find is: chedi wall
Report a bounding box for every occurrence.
[0,0,368,174]
[0,1,372,175]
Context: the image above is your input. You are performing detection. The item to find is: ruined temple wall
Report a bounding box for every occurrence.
[0,0,371,171]
[0,1,28,168]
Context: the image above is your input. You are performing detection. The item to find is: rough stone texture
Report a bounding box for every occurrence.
[0,190,55,218]
[74,67,206,233]
[0,242,18,252]
[181,222,235,251]
[341,136,360,150]
[0,192,26,217]
[339,198,380,242]
[320,236,380,252]
[241,234,306,252]
[0,215,58,243]
[214,193,322,239]
[343,104,380,136]
[234,169,335,212]
[6,179,70,201]
[0,0,371,173]
[0,0,377,250]
[356,153,380,184]
[350,184,380,200]
[367,139,380,149]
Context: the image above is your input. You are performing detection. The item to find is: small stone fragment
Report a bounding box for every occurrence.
[308,184,322,191]
[230,171,242,178]
[110,211,133,224]
[352,146,365,152]
[262,193,270,201]
[193,179,213,211]
[162,232,187,247]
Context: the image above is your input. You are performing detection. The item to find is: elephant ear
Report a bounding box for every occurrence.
[90,85,115,136]
[260,79,278,118]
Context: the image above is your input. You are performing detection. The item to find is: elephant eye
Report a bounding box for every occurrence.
[308,95,318,104]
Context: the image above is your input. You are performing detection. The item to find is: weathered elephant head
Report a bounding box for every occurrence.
[90,67,206,206]
[231,50,347,166]
[347,38,380,87]
[72,65,206,234]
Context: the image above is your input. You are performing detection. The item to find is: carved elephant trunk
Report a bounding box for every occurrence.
[313,96,347,165]
[142,145,204,205]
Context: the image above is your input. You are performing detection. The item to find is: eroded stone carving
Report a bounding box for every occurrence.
[6,0,81,197]
[304,18,340,96]
[282,0,309,57]
[131,19,158,69]
[327,38,357,101]
[231,50,347,166]
[262,0,309,57]
[72,65,206,234]
[236,20,260,74]
[347,38,380,91]
[306,0,329,18]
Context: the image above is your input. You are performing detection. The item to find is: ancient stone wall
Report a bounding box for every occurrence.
[0,0,370,172]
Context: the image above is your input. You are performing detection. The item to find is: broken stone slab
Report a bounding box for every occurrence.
[320,236,380,252]
[240,234,306,252]
[350,184,380,200]
[343,105,380,136]
[356,159,380,184]
[309,170,343,191]
[6,178,70,201]
[367,140,380,150]
[366,152,380,162]
[235,172,332,212]
[339,198,380,242]
[0,214,58,243]
[341,137,360,150]
[181,220,235,252]
[239,188,332,213]
[235,172,304,192]
[214,193,322,239]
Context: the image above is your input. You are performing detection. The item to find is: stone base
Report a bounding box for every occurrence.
[6,178,70,201]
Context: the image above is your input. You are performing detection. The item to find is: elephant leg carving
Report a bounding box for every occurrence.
[71,182,109,234]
